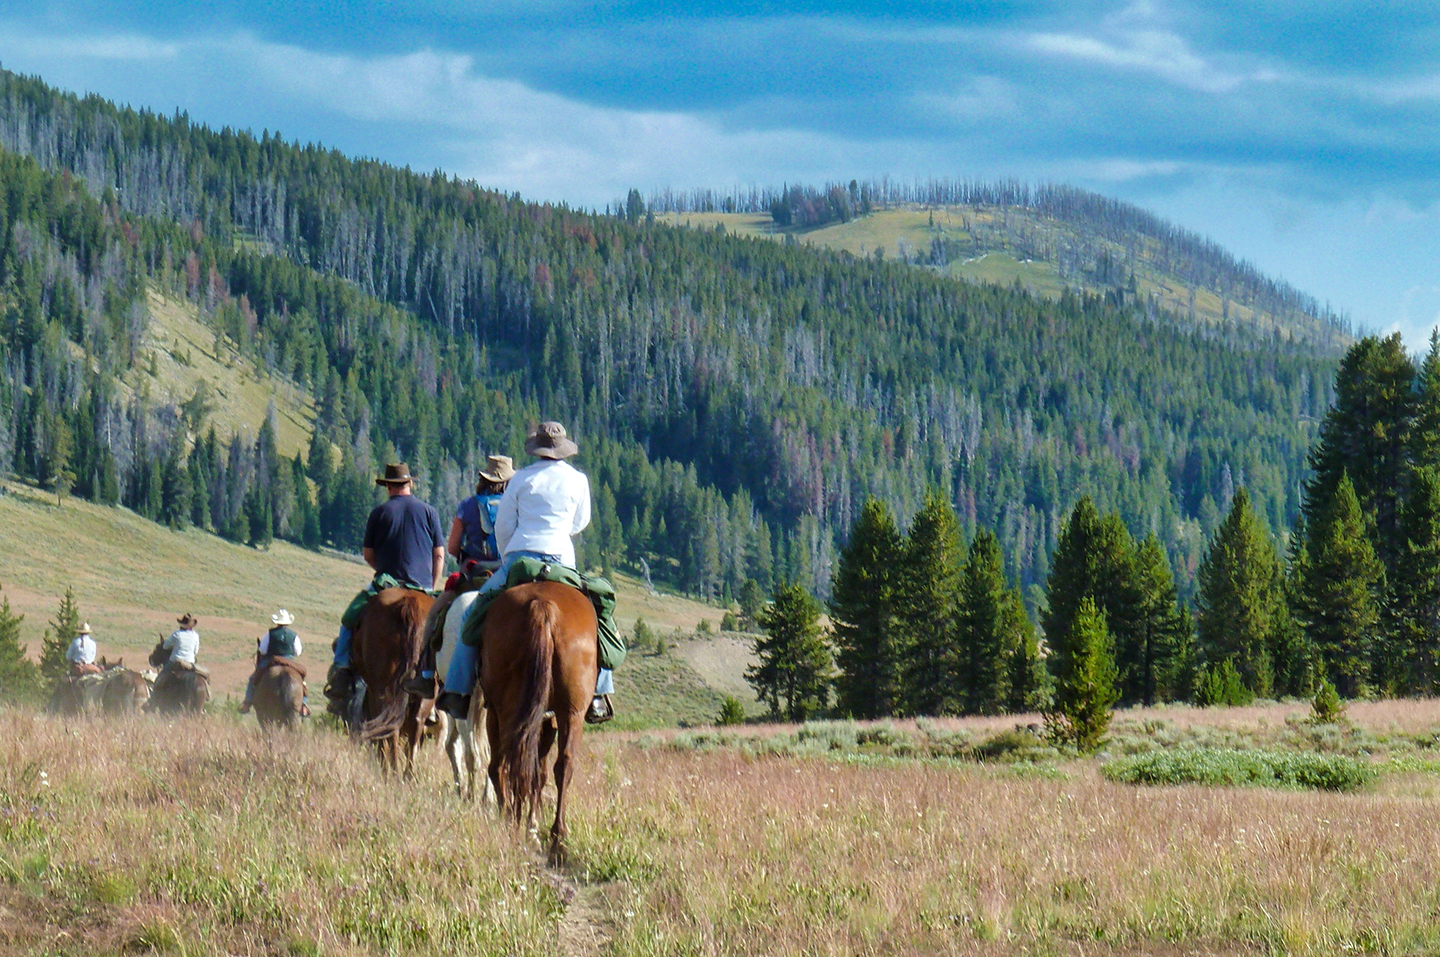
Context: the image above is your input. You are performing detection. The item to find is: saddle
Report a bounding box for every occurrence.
[171,659,212,679]
[261,655,307,680]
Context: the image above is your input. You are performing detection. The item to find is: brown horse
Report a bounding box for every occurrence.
[145,643,211,714]
[353,587,436,774]
[252,660,306,731]
[480,581,598,863]
[100,665,150,716]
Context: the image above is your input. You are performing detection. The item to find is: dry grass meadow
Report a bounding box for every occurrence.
[5,698,1440,956]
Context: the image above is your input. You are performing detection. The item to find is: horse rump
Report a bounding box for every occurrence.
[358,591,429,743]
[497,596,557,826]
[254,664,304,730]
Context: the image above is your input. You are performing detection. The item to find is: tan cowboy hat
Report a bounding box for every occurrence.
[177,613,198,628]
[376,462,414,486]
[271,609,294,627]
[478,454,515,484]
[525,421,579,460]
[76,622,92,636]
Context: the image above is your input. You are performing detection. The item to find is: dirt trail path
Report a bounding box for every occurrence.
[539,864,613,957]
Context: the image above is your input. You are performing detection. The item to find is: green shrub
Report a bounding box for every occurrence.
[696,618,713,635]
[1193,658,1254,707]
[720,611,739,631]
[1312,678,1343,722]
[972,727,1047,762]
[717,695,746,726]
[1102,748,1375,792]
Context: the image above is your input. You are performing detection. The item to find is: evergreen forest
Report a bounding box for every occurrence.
[0,69,1344,621]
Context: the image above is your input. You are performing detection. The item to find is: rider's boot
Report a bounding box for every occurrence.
[585,694,614,724]
[324,664,354,716]
[402,671,438,698]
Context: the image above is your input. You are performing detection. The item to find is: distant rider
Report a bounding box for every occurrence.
[239,609,309,716]
[437,421,614,723]
[64,622,103,677]
[324,463,445,715]
[148,613,200,703]
[405,454,514,698]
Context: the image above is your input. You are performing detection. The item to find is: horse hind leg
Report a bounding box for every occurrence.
[548,709,585,866]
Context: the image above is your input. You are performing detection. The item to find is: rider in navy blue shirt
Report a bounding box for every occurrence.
[324,463,445,715]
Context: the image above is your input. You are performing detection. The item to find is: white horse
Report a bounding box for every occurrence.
[435,590,496,805]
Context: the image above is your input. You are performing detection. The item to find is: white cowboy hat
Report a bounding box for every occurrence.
[271,609,295,627]
[76,622,92,636]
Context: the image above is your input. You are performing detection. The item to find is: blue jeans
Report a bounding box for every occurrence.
[444,551,612,698]
[334,625,353,668]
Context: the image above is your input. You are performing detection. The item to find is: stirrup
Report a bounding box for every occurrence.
[585,694,614,725]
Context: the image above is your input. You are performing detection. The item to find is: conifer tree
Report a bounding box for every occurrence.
[0,585,39,703]
[1387,466,1440,693]
[747,582,833,721]
[1302,333,1414,572]
[1411,331,1440,475]
[1292,473,1384,697]
[895,491,964,715]
[1042,498,1139,697]
[829,498,903,718]
[38,586,82,682]
[1003,587,1047,713]
[1132,534,1187,704]
[1045,597,1118,753]
[1195,489,1288,696]
[956,529,1009,715]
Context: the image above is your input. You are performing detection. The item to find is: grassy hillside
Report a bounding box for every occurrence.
[133,290,316,459]
[0,475,752,714]
[660,205,1338,342]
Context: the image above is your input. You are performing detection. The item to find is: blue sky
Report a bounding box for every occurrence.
[1,0,1437,343]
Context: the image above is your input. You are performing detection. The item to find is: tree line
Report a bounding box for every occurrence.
[749,331,1440,736]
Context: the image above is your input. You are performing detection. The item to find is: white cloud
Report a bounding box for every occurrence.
[1024,28,1247,93]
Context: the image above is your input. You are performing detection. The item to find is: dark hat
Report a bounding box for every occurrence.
[177,613,198,628]
[376,463,414,487]
[524,421,579,460]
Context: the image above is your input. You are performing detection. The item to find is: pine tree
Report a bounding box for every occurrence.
[895,491,965,715]
[1303,333,1414,573]
[0,585,39,703]
[956,528,1009,715]
[1412,331,1440,474]
[1042,498,1139,699]
[1002,587,1046,713]
[1292,473,1385,697]
[830,498,903,718]
[1194,489,1290,696]
[1387,466,1440,693]
[1131,534,1187,704]
[1044,597,1118,753]
[747,582,833,721]
[38,586,82,682]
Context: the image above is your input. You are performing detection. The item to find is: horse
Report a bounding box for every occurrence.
[353,587,435,775]
[429,588,494,804]
[145,643,211,714]
[99,662,150,716]
[46,655,117,716]
[480,580,598,864]
[252,659,307,731]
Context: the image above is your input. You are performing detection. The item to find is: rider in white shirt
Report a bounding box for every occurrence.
[64,622,99,676]
[437,421,613,722]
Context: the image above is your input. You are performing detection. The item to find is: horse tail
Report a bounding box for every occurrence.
[361,594,428,742]
[500,597,556,826]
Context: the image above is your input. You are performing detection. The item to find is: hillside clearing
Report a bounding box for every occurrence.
[0,478,746,704]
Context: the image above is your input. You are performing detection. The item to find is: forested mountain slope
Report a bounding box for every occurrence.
[0,68,1338,605]
[653,186,1349,348]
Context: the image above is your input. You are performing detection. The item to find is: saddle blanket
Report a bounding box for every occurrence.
[458,557,625,670]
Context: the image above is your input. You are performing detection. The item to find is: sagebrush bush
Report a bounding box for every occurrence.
[1102,747,1375,792]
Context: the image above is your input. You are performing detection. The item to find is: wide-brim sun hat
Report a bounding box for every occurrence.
[271,609,295,627]
[479,454,516,484]
[376,462,414,487]
[524,421,579,460]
